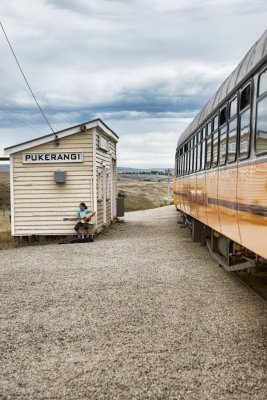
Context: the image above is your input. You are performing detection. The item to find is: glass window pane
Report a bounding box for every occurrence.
[207,122,212,136]
[213,115,218,131]
[256,96,267,153]
[194,146,197,172]
[197,143,201,171]
[240,85,250,110]
[258,69,267,97]
[228,118,237,163]
[230,97,237,118]
[219,126,227,165]
[212,132,219,167]
[190,148,194,173]
[206,137,212,169]
[239,109,250,159]
[220,106,227,126]
[188,152,191,173]
[201,140,206,170]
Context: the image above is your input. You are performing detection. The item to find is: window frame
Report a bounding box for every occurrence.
[219,122,228,166]
[255,65,267,156]
[205,122,212,170]
[238,81,252,160]
[255,93,267,156]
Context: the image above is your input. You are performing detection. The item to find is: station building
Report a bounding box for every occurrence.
[4,118,119,237]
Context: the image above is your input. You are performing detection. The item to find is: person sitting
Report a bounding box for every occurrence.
[64,202,96,239]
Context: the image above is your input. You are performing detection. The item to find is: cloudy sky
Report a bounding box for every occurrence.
[0,0,267,167]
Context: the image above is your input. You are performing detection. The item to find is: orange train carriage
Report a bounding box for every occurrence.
[174,30,267,271]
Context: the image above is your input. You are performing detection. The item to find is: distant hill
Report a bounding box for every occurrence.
[117,167,173,175]
[0,164,10,172]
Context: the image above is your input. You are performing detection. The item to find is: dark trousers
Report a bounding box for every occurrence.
[74,222,89,232]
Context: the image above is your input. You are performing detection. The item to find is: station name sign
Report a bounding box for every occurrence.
[22,152,83,164]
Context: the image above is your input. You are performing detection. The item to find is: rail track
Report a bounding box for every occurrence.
[231,270,267,305]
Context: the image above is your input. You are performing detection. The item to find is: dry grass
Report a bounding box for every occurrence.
[0,172,10,207]
[0,210,14,250]
[118,178,173,211]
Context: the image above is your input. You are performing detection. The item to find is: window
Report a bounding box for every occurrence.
[212,132,219,167]
[239,109,250,159]
[207,121,212,136]
[258,69,267,97]
[255,96,267,154]
[190,147,194,173]
[201,133,206,170]
[196,131,201,171]
[213,115,218,131]
[228,118,237,163]
[230,97,237,118]
[185,152,188,174]
[220,106,227,126]
[219,125,227,165]
[194,144,198,172]
[205,137,212,169]
[99,136,109,151]
[240,85,250,110]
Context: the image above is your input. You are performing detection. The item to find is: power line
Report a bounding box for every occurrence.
[0,21,54,133]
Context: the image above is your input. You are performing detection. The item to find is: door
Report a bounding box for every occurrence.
[111,158,117,219]
[103,166,107,225]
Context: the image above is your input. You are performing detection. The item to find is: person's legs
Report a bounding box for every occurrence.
[75,222,82,238]
[81,223,89,238]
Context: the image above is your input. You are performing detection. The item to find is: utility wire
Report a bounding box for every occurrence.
[0,21,54,133]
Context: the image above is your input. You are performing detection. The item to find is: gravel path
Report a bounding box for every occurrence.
[1,206,267,400]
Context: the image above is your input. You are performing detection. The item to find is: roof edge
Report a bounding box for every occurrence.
[4,118,119,155]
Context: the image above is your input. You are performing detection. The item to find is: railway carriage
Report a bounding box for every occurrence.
[174,30,267,271]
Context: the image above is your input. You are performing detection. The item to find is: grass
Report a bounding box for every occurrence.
[118,177,174,212]
[0,210,14,250]
[0,172,10,207]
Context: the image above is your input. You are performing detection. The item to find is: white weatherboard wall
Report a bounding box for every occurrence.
[95,128,117,232]
[12,130,94,236]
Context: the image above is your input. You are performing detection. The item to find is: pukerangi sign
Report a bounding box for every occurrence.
[22,152,83,163]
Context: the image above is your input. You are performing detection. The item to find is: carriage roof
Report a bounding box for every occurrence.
[177,29,267,148]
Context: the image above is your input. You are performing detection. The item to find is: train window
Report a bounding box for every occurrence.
[213,115,218,131]
[255,96,267,154]
[186,152,189,174]
[212,132,219,167]
[201,138,206,170]
[220,106,227,126]
[194,143,198,173]
[219,125,227,165]
[239,109,250,159]
[190,147,194,173]
[240,85,250,110]
[258,69,267,97]
[207,121,212,136]
[228,118,237,163]
[230,97,237,118]
[197,141,201,171]
[205,137,212,169]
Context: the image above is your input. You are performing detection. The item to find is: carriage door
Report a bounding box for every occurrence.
[103,166,107,225]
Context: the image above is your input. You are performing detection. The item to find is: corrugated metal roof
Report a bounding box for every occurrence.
[177,29,267,148]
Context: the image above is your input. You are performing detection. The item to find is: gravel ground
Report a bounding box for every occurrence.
[0,206,267,400]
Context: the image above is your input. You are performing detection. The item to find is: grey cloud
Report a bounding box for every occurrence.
[0,0,267,166]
